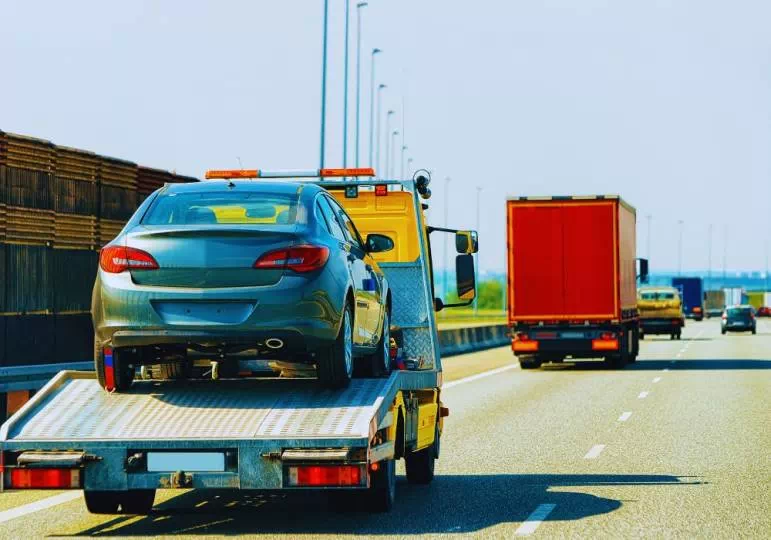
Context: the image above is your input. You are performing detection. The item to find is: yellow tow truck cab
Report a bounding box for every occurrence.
[638,285,685,340]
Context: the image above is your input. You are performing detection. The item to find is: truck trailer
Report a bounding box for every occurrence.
[671,277,704,320]
[506,195,644,369]
[0,170,479,514]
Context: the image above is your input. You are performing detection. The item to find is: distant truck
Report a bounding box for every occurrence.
[704,290,725,317]
[638,285,684,340]
[506,196,646,369]
[723,287,745,308]
[671,277,704,320]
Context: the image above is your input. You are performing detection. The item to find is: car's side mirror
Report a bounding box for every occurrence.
[365,233,395,253]
[455,231,479,254]
[637,258,649,283]
[456,254,476,301]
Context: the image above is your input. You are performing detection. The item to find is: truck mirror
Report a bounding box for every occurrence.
[456,254,476,301]
[365,233,394,253]
[455,231,479,254]
[637,258,649,283]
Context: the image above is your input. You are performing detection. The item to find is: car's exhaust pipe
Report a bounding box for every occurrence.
[265,338,284,350]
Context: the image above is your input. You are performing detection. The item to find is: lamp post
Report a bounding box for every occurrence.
[342,0,351,167]
[384,110,395,179]
[400,145,408,179]
[444,177,451,299]
[319,0,330,168]
[368,49,382,167]
[390,130,400,179]
[375,84,386,176]
[677,220,684,276]
[354,3,369,167]
[707,223,713,291]
[407,157,414,178]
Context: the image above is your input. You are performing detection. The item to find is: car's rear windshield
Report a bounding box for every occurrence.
[639,291,676,300]
[142,192,299,226]
[727,307,752,316]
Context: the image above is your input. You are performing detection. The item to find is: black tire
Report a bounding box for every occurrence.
[317,305,354,388]
[639,331,645,340]
[519,355,541,370]
[721,329,726,335]
[405,423,439,485]
[364,310,392,378]
[676,331,682,340]
[94,340,135,392]
[752,327,757,335]
[367,458,396,512]
[84,491,121,514]
[630,328,639,362]
[119,490,156,514]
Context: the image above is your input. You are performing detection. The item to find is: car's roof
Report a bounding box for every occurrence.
[161,180,319,196]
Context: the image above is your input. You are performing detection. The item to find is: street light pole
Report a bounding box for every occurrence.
[707,223,713,291]
[678,220,684,276]
[384,110,394,179]
[400,145,408,179]
[354,2,368,167]
[368,49,381,167]
[474,186,482,314]
[407,157,414,178]
[342,0,351,168]
[375,84,386,176]
[444,177,451,299]
[390,130,400,179]
[319,0,330,168]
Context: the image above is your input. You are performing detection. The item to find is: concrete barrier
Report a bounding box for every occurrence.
[438,324,510,357]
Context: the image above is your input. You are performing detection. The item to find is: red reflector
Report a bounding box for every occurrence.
[99,246,159,273]
[254,245,330,273]
[9,468,81,489]
[592,338,619,351]
[375,184,388,196]
[512,340,539,352]
[288,465,364,487]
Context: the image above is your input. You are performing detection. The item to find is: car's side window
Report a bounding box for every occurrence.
[315,200,331,234]
[328,197,365,249]
[317,196,346,241]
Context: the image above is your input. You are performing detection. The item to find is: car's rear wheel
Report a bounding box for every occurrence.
[317,305,354,388]
[94,340,135,392]
[364,310,392,378]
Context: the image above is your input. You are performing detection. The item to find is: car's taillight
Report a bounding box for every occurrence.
[99,246,159,273]
[721,313,727,320]
[8,468,82,489]
[254,245,330,273]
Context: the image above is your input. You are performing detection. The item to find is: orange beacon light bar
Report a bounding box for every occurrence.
[205,168,375,180]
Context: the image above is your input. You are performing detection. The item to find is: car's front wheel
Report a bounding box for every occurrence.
[94,340,135,392]
[317,305,354,388]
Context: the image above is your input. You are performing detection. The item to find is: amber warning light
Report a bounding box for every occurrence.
[205,168,375,180]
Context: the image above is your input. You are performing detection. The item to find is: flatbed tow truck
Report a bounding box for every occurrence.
[0,169,478,514]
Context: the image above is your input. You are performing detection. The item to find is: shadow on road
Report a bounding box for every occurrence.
[61,473,701,537]
[540,359,771,372]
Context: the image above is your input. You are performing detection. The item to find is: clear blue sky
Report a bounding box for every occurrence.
[2,0,770,274]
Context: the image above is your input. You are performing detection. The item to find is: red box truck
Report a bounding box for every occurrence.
[506,196,645,369]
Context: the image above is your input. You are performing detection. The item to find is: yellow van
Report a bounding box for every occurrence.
[638,286,685,340]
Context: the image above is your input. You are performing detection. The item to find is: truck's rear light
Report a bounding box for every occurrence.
[592,337,619,351]
[375,184,388,196]
[287,465,365,487]
[512,337,539,352]
[671,319,681,325]
[99,246,159,273]
[254,245,330,273]
[9,468,81,489]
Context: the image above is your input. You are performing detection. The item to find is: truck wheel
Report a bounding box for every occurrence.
[639,331,645,340]
[405,423,439,484]
[119,490,156,514]
[519,355,541,370]
[721,328,726,335]
[364,311,392,378]
[367,458,396,512]
[94,340,135,392]
[84,491,121,514]
[752,327,757,335]
[317,306,354,388]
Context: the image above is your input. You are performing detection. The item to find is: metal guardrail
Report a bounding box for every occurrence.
[0,325,512,393]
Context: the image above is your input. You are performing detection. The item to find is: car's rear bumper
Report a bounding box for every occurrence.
[722,323,754,332]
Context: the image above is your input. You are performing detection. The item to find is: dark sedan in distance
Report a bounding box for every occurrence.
[720,305,757,335]
[92,180,394,391]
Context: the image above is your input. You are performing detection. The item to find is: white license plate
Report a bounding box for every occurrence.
[147,452,226,472]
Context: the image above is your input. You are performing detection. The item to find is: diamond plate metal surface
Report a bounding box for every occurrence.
[382,264,429,327]
[8,378,391,442]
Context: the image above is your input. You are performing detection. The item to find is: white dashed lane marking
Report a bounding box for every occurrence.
[584,444,606,459]
[515,503,557,536]
[638,391,650,399]
[618,412,632,422]
[0,491,82,525]
[653,377,662,383]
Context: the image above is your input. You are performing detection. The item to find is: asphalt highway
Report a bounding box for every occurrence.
[0,319,769,538]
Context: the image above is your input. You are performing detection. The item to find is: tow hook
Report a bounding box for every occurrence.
[170,471,193,488]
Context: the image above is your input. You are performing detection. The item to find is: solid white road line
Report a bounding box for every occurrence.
[618,412,632,422]
[443,364,519,389]
[0,491,82,525]
[653,377,662,383]
[515,503,557,536]
[584,444,606,459]
[638,391,649,399]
